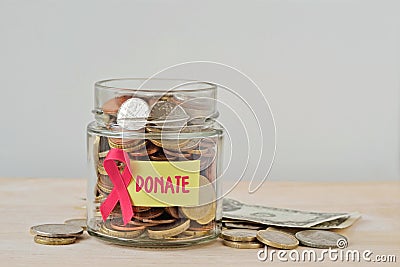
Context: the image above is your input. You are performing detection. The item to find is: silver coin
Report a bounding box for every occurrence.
[295,230,347,249]
[117,97,150,130]
[149,101,188,127]
[30,224,84,238]
[64,218,87,230]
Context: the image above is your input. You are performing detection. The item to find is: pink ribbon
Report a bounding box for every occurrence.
[100,148,134,225]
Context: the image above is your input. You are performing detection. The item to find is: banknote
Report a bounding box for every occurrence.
[222,198,356,228]
[310,212,361,229]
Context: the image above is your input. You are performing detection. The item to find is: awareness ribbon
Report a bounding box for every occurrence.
[100,148,134,225]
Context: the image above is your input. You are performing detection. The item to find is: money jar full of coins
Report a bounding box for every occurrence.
[87,78,224,247]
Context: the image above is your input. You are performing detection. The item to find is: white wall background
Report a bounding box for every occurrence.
[0,0,398,181]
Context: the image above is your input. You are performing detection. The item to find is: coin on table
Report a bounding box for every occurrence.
[64,218,87,231]
[256,229,299,250]
[30,224,83,238]
[34,235,77,246]
[117,97,150,130]
[220,229,258,242]
[222,239,264,249]
[267,226,299,236]
[295,230,348,249]
[147,219,190,239]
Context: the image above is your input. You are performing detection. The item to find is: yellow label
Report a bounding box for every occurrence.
[127,160,200,206]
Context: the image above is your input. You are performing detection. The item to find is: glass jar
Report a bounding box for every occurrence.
[86,78,224,247]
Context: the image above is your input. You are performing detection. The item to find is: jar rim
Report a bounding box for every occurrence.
[95,78,217,93]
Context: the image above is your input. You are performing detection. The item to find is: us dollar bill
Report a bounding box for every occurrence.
[223,198,358,228]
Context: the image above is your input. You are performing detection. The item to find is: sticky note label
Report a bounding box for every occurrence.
[127,160,200,206]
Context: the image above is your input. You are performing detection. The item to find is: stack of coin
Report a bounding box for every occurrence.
[220,229,264,249]
[30,224,83,245]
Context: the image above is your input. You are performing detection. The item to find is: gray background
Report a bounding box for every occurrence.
[0,0,399,181]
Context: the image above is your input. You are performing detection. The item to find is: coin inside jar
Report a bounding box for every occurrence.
[117,97,150,130]
[147,219,190,240]
[149,100,188,126]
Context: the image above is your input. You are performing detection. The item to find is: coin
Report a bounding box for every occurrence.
[295,230,347,249]
[34,235,76,245]
[196,201,216,225]
[189,221,214,231]
[224,222,264,230]
[102,95,131,114]
[165,206,180,219]
[110,218,147,231]
[180,175,215,220]
[117,97,150,130]
[147,219,190,239]
[142,218,176,224]
[64,218,87,231]
[30,224,83,238]
[256,229,299,250]
[266,226,299,236]
[149,138,190,150]
[149,100,187,123]
[132,206,152,213]
[132,208,164,220]
[182,229,212,237]
[100,220,145,238]
[222,240,263,249]
[220,229,258,242]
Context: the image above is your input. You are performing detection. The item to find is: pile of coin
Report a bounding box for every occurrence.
[30,223,84,245]
[91,94,219,242]
[220,226,348,249]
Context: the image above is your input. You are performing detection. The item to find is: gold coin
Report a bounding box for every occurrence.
[180,175,215,220]
[220,229,258,242]
[256,229,299,250]
[147,219,190,240]
[98,150,109,158]
[222,239,263,249]
[196,201,216,225]
[142,218,176,224]
[64,218,87,231]
[165,234,194,241]
[266,226,299,236]
[34,235,76,245]
[182,229,212,237]
[100,221,145,238]
[149,138,190,150]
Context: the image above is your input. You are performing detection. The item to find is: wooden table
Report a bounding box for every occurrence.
[0,178,399,266]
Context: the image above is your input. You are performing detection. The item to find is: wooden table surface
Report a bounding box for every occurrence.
[0,178,399,266]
